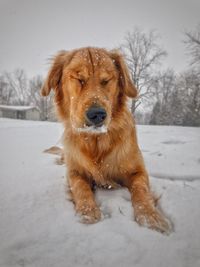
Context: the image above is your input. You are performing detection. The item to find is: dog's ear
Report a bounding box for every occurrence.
[109,50,138,98]
[41,50,74,96]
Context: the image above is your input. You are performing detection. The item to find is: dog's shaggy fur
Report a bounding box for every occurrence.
[41,47,171,234]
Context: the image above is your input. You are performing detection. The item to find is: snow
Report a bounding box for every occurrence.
[137,125,200,180]
[0,118,200,267]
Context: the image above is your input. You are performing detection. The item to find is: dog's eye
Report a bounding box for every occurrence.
[78,79,85,86]
[100,79,109,86]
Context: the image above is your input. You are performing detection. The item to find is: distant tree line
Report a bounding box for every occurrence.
[121,25,200,126]
[0,24,200,125]
[0,70,55,121]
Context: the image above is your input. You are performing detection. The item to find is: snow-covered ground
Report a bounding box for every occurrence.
[0,118,200,267]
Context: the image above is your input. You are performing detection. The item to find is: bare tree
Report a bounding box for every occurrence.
[184,24,200,70]
[29,75,55,120]
[150,68,200,126]
[121,27,167,113]
[4,69,29,105]
[181,25,200,125]
[150,69,178,125]
[151,69,176,106]
[177,70,200,126]
[0,74,13,105]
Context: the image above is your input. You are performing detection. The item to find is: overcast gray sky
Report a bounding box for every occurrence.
[0,0,200,77]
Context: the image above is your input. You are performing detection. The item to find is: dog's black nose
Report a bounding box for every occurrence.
[86,106,107,126]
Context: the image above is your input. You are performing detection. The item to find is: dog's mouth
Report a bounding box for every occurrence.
[74,124,108,134]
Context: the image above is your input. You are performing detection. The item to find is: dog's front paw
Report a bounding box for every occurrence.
[134,205,172,235]
[76,204,101,224]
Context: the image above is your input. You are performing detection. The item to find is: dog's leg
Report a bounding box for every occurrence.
[68,172,101,224]
[125,172,172,234]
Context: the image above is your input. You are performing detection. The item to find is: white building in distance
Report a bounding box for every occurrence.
[0,105,40,121]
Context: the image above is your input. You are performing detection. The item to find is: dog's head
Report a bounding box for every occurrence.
[41,47,137,133]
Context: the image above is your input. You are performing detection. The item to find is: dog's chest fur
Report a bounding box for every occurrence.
[64,130,137,185]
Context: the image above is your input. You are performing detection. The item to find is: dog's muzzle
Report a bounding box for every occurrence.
[86,106,107,126]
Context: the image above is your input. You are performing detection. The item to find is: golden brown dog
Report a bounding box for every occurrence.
[41,47,171,234]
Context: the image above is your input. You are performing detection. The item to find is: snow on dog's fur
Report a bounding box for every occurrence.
[41,47,171,234]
